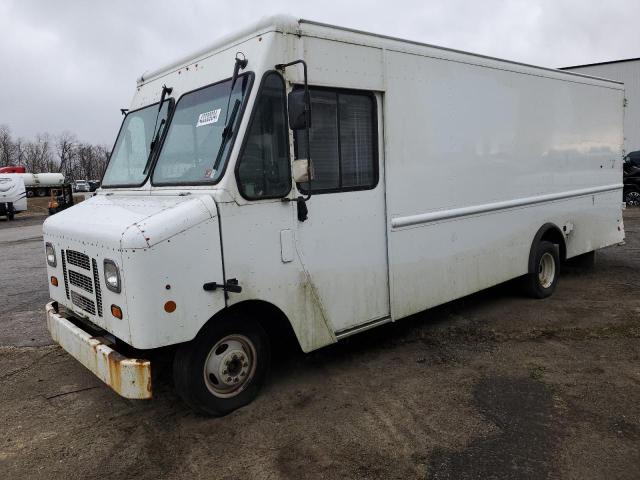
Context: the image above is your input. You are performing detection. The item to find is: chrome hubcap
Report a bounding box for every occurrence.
[204,334,256,398]
[538,252,556,289]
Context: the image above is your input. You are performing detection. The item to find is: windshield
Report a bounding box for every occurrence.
[102,101,171,187]
[152,74,252,185]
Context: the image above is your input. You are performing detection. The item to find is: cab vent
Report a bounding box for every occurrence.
[91,258,103,317]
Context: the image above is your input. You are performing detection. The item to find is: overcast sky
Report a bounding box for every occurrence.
[1,0,638,146]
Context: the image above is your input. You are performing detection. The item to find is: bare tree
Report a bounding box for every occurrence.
[22,134,58,173]
[0,125,16,167]
[56,132,77,177]
[0,126,108,180]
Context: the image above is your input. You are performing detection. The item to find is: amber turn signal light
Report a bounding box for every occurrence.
[50,276,58,287]
[111,305,123,319]
[164,301,177,313]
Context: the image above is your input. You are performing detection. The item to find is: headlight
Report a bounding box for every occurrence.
[45,243,56,267]
[103,259,121,293]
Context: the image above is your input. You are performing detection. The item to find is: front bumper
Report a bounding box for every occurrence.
[46,302,152,399]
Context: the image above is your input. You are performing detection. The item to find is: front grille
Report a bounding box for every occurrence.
[71,290,96,316]
[69,270,93,294]
[60,249,105,318]
[92,258,103,317]
[66,250,90,270]
[61,250,70,299]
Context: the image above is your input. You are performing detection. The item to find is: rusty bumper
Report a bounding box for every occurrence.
[45,302,152,399]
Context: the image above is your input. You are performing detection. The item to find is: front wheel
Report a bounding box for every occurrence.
[173,315,270,416]
[523,240,560,299]
[624,190,640,207]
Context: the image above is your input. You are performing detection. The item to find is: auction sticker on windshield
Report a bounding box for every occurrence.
[196,109,221,127]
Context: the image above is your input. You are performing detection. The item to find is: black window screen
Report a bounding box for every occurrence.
[296,88,377,193]
[237,72,291,199]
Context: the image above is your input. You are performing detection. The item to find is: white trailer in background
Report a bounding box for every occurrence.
[43,15,625,415]
[0,174,27,220]
[19,172,65,198]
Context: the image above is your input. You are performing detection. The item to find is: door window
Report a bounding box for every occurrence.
[295,88,377,193]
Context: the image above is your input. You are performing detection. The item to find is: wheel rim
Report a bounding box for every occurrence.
[538,252,556,289]
[625,191,640,207]
[203,334,257,398]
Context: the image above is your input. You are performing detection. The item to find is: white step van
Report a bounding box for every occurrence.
[43,15,625,415]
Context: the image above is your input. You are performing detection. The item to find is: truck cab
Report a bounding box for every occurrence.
[44,15,375,415]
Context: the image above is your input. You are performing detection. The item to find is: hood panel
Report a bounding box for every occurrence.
[43,194,217,250]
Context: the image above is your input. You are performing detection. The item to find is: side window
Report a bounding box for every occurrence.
[236,72,291,199]
[295,88,377,193]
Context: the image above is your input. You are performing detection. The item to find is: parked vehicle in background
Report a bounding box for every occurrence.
[43,15,625,416]
[88,180,101,192]
[0,169,66,198]
[0,166,26,174]
[623,151,640,206]
[21,172,65,198]
[0,174,27,220]
[73,180,90,192]
[48,184,75,215]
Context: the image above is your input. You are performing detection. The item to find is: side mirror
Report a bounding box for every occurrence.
[292,158,313,183]
[287,89,310,130]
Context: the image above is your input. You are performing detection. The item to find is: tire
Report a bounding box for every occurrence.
[26,190,34,198]
[523,240,560,299]
[36,188,47,197]
[6,203,14,221]
[173,315,270,416]
[624,190,640,207]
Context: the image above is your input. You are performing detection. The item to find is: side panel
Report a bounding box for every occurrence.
[220,201,337,353]
[383,50,625,320]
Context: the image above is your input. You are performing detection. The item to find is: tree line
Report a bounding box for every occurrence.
[0,125,110,181]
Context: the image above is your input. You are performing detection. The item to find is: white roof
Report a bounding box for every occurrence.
[138,14,622,87]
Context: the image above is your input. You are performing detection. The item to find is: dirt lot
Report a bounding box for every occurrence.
[1,210,639,480]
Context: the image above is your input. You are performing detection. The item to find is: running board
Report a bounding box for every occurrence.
[335,316,392,340]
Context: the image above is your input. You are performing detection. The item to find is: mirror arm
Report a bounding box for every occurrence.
[276,59,312,202]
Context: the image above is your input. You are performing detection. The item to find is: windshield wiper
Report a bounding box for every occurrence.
[143,118,166,175]
[213,99,241,171]
[143,84,172,175]
[212,54,248,173]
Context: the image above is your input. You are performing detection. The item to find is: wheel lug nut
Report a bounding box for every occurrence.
[227,377,232,382]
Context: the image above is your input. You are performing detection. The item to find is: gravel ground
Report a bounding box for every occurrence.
[0,210,639,479]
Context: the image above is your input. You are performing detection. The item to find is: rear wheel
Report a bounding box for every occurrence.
[173,315,270,416]
[36,188,47,197]
[523,240,560,299]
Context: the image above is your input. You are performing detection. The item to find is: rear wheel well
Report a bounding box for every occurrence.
[529,223,566,272]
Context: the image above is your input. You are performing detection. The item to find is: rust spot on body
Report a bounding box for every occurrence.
[107,350,123,395]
